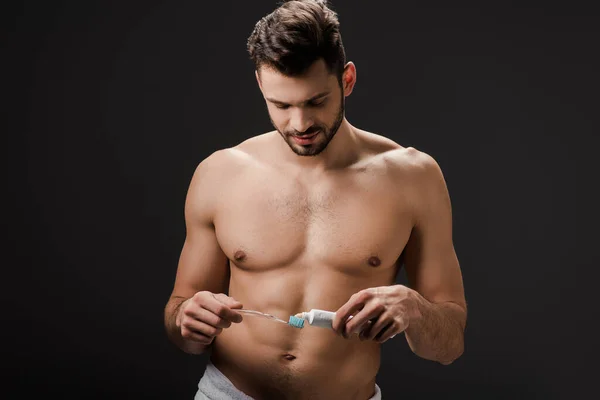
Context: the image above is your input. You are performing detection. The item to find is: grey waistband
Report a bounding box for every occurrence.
[195,361,253,400]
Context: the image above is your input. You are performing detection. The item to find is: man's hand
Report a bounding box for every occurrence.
[176,292,244,346]
[332,285,422,343]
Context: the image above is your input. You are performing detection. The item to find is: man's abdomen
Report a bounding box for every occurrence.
[210,266,388,399]
[212,323,381,400]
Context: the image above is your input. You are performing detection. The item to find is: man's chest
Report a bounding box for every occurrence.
[213,169,413,272]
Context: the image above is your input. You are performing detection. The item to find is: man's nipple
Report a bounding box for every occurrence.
[234,250,247,262]
[368,256,381,267]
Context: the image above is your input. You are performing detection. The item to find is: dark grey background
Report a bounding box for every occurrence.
[3,0,598,399]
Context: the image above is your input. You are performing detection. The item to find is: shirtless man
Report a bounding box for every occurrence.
[164,1,467,399]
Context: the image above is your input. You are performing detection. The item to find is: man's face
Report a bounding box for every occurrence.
[257,59,345,156]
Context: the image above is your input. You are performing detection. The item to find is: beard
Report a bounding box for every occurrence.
[272,94,345,157]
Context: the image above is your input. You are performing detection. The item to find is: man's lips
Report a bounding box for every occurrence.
[292,131,320,144]
[294,131,319,139]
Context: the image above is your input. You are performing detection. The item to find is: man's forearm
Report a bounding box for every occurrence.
[405,293,466,365]
[164,296,211,355]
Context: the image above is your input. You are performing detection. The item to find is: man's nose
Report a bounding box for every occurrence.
[290,108,314,134]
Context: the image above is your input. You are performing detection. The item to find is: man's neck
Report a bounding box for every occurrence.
[277,119,360,171]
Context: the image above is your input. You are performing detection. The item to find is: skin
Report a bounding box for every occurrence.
[164,59,467,400]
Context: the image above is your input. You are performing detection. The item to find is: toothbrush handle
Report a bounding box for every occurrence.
[238,309,287,324]
[238,309,263,316]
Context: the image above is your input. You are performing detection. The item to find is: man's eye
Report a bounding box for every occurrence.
[275,104,290,109]
[309,100,326,107]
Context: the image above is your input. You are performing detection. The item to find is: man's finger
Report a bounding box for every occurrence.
[344,303,384,336]
[362,312,393,341]
[185,307,233,329]
[181,319,221,343]
[214,293,243,309]
[203,294,244,323]
[375,319,404,343]
[181,327,214,345]
[333,290,373,335]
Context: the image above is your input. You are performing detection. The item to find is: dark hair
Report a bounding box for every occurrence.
[247,0,346,84]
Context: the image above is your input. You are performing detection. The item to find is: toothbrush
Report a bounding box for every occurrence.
[238,309,289,325]
[237,308,350,332]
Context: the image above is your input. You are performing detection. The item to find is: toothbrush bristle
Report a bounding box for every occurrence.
[288,315,305,328]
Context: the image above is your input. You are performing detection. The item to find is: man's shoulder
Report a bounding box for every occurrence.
[378,143,446,197]
[358,130,440,176]
[193,132,273,180]
[359,133,448,209]
[386,146,439,174]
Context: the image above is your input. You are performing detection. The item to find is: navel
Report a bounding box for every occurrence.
[368,256,381,267]
[233,250,247,262]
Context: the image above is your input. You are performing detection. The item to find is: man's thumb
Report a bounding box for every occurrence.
[227,297,243,309]
[215,293,243,309]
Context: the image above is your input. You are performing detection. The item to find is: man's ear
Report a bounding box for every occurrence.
[342,61,357,97]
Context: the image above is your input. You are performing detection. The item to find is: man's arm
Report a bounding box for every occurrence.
[164,150,234,355]
[402,150,467,365]
[331,149,466,363]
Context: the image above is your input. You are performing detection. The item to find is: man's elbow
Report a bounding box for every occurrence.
[413,349,462,365]
[437,344,464,365]
[411,338,464,365]
[438,350,463,365]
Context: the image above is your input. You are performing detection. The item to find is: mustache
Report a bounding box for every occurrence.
[288,126,323,137]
